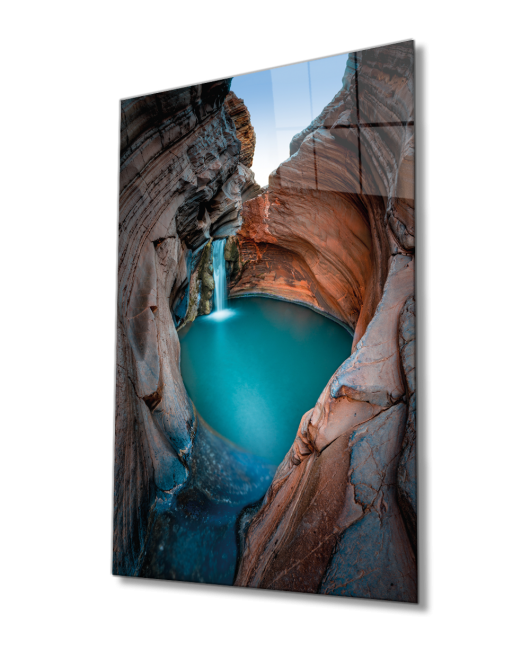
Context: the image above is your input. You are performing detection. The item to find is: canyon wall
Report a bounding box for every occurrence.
[234,41,417,601]
[115,81,267,576]
[230,43,414,345]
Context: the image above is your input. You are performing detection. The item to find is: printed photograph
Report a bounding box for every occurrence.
[114,40,416,602]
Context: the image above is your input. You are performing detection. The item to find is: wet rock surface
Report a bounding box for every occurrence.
[197,240,214,316]
[139,418,274,584]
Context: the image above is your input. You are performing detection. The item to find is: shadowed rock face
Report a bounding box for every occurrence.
[198,92,261,239]
[115,80,268,577]
[138,417,274,584]
[233,41,417,601]
[224,92,256,169]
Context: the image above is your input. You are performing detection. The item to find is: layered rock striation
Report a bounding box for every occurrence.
[182,92,262,242]
[115,81,269,577]
[234,41,417,601]
[224,92,256,168]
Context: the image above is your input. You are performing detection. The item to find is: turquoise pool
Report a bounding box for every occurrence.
[179,296,352,465]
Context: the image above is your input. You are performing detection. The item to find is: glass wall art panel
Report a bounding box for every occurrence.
[114,39,416,602]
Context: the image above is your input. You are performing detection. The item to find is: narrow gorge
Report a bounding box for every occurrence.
[115,41,416,601]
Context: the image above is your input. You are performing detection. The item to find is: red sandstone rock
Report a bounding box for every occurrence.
[231,42,415,347]
[235,256,416,600]
[234,41,417,601]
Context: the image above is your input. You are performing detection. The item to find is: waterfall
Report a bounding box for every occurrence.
[212,238,227,313]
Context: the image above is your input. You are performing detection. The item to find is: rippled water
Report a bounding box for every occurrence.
[179,297,352,465]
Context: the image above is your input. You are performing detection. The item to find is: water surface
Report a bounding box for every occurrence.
[179,297,352,465]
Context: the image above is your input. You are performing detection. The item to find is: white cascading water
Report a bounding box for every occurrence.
[212,238,228,317]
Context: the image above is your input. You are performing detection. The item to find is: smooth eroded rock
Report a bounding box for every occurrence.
[234,42,417,601]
